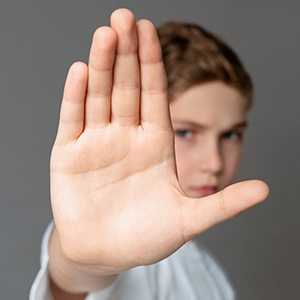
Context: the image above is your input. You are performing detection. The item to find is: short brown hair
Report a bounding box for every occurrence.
[157,21,253,109]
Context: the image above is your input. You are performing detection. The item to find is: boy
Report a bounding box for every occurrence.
[30,8,268,300]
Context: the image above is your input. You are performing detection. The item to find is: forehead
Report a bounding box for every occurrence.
[170,81,247,127]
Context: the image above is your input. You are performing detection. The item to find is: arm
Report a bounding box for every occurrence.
[48,227,117,299]
[48,8,269,299]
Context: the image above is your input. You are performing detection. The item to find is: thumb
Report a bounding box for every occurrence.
[180,180,269,241]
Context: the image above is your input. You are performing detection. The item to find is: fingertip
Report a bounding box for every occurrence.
[89,26,117,72]
[110,8,136,29]
[235,179,269,202]
[92,26,117,47]
[136,19,159,43]
[136,19,156,31]
[67,61,88,81]
[136,19,163,66]
[217,179,270,218]
[136,19,160,52]
[248,179,270,203]
[64,62,88,101]
[180,179,270,241]
[68,60,86,72]
[180,179,270,242]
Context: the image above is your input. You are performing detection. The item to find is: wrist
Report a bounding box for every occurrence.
[48,226,117,294]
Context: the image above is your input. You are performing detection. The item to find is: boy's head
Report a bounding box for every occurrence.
[157,21,252,198]
[157,21,253,109]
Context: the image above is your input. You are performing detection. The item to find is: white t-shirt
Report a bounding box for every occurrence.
[30,222,235,300]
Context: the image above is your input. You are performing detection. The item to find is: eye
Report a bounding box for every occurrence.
[222,131,241,141]
[175,129,194,140]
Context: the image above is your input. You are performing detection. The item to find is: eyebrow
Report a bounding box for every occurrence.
[172,120,248,130]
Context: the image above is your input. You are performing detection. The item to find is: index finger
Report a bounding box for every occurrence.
[136,19,171,130]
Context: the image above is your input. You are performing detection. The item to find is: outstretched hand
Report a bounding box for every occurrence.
[50,8,269,278]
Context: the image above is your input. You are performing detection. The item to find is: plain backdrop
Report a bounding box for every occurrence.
[1,1,299,299]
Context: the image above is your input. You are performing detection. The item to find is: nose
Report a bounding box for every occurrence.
[198,139,223,174]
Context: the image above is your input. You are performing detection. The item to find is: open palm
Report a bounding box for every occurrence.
[50,9,269,276]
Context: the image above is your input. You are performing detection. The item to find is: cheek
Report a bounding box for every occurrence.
[174,146,191,188]
[222,148,243,186]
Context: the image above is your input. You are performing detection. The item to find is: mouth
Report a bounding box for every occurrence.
[189,186,217,198]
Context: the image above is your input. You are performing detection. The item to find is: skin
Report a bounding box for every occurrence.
[171,81,248,198]
[48,8,269,300]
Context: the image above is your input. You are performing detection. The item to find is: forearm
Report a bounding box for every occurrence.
[48,227,117,299]
[49,278,87,300]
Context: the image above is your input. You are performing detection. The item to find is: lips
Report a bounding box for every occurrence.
[190,186,217,197]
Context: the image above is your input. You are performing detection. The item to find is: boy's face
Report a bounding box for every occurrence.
[170,81,248,198]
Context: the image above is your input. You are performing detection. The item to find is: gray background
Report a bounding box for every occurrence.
[1,0,299,299]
